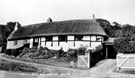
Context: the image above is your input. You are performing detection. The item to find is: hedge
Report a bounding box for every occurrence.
[114,37,135,53]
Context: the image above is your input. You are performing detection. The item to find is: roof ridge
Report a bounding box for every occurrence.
[22,19,94,27]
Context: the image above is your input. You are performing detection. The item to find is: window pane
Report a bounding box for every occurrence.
[41,37,45,41]
[59,36,67,41]
[75,35,83,41]
[34,38,38,43]
[96,36,102,41]
[46,36,52,41]
[91,36,96,41]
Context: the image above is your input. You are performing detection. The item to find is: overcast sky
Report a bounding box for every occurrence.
[0,0,135,26]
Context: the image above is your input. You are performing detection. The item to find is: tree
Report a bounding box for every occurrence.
[3,22,21,43]
[122,24,135,37]
[96,19,123,37]
[96,18,111,30]
[107,22,122,37]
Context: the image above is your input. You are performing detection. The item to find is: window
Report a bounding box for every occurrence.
[96,36,102,41]
[59,35,67,42]
[24,40,27,44]
[14,40,18,45]
[34,38,38,43]
[41,37,45,41]
[75,35,83,41]
[46,36,52,41]
[91,36,96,41]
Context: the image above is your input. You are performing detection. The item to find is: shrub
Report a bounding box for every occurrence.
[18,47,54,59]
[77,45,87,55]
[54,48,67,58]
[114,37,135,53]
[19,47,30,57]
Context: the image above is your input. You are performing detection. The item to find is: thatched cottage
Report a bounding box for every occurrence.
[7,19,108,51]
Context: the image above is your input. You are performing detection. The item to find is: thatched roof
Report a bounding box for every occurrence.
[8,19,107,40]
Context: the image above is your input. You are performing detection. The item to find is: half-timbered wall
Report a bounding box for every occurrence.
[7,35,103,50]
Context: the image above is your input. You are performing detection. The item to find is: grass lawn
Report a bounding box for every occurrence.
[2,54,77,68]
[0,59,39,73]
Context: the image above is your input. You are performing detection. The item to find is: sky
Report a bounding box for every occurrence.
[0,0,135,26]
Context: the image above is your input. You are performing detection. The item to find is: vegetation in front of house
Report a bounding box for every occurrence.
[4,45,104,68]
[114,37,135,54]
[0,59,39,73]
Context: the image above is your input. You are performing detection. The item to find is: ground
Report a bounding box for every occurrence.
[0,53,135,78]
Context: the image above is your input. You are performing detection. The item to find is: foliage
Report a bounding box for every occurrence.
[96,18,111,30]
[0,59,39,73]
[18,46,54,59]
[96,18,123,37]
[122,24,135,37]
[96,18,135,38]
[77,45,87,55]
[114,37,135,53]
[54,48,66,58]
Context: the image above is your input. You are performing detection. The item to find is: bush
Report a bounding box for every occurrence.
[77,46,87,55]
[114,37,135,53]
[18,46,55,59]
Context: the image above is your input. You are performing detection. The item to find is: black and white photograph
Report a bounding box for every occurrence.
[0,0,135,78]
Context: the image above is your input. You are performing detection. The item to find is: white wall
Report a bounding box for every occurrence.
[7,40,24,49]
[91,42,102,48]
[46,41,52,49]
[67,41,74,48]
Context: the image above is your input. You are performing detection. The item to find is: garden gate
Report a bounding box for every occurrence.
[117,53,135,71]
[78,52,90,68]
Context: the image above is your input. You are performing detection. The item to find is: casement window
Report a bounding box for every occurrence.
[46,36,52,41]
[75,35,83,41]
[14,40,18,45]
[59,35,67,42]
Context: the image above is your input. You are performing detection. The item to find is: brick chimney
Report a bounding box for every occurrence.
[14,22,21,31]
[47,17,52,22]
